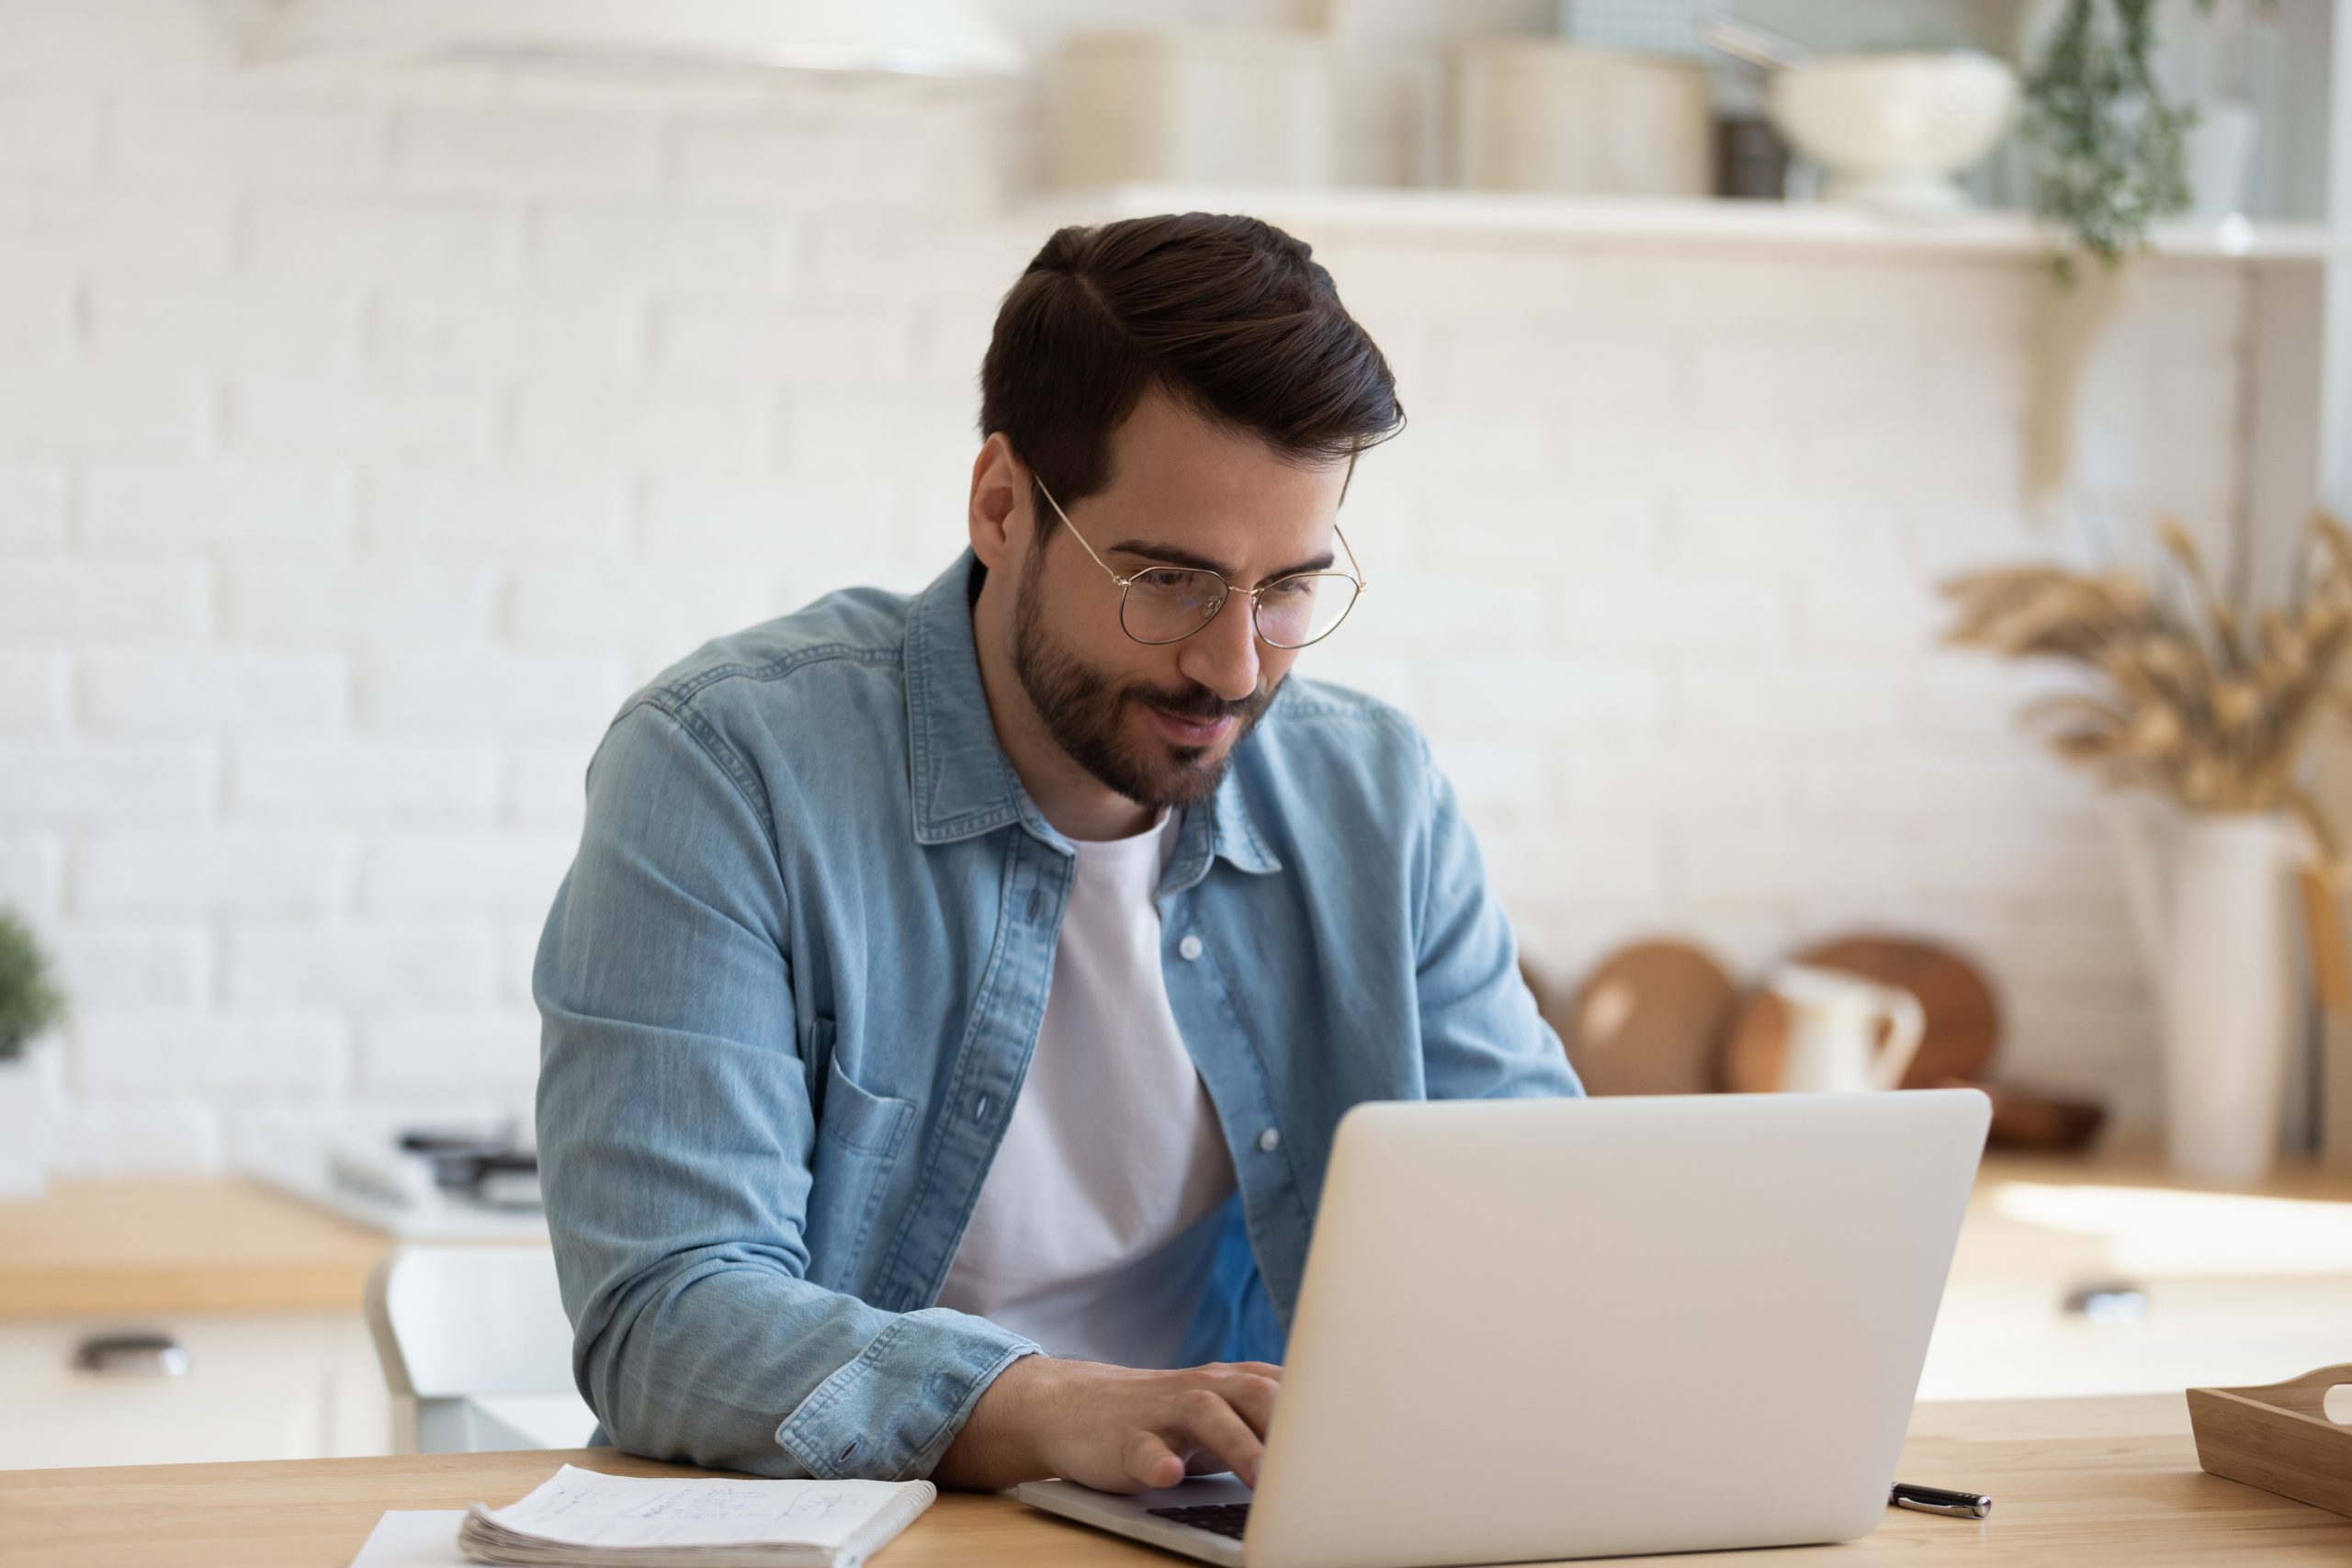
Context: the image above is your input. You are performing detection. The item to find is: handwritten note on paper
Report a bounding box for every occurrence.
[473,1465,929,1552]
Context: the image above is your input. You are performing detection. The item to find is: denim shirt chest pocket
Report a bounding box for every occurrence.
[802,1017,917,1273]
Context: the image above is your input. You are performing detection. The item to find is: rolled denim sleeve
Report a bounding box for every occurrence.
[1411,737,1585,1101]
[534,699,1037,1482]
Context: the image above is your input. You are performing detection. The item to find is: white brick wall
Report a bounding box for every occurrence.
[0,0,2234,1166]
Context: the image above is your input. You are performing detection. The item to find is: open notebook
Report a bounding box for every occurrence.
[446,1464,937,1568]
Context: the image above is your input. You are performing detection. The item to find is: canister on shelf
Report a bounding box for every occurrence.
[1453,38,1712,197]
[1712,62,1788,198]
[1048,28,1331,188]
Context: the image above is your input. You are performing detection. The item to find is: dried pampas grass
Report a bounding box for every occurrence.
[1938,510,2352,874]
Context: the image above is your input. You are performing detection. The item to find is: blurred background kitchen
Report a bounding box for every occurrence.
[6,0,2352,1473]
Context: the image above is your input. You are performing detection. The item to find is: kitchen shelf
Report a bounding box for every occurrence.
[1030,183,2352,263]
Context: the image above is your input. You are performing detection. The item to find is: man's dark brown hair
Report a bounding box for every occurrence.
[978,211,1404,531]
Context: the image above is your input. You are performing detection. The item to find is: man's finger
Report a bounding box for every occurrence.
[1122,1428,1187,1492]
[1170,1388,1266,1488]
[1215,1370,1281,1439]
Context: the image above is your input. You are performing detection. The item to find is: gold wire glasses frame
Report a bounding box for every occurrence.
[1031,468,1370,650]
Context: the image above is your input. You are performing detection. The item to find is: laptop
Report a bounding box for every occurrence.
[1017,1088,1990,1568]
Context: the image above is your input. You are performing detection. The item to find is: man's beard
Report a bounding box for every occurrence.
[1011,548,1280,810]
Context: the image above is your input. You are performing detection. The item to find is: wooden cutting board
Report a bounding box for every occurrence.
[1720,933,2001,1093]
[1542,940,1738,1096]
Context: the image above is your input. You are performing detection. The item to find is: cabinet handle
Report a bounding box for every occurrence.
[72,1332,190,1378]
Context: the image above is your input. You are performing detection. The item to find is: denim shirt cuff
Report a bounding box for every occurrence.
[773,1307,1042,1481]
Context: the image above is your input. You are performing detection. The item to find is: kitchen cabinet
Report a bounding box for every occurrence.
[0,1311,385,1471]
[1921,1148,2352,1400]
[0,1179,402,1470]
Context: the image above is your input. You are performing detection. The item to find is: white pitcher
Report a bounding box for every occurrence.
[1768,963,1926,1094]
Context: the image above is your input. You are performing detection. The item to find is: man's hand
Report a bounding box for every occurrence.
[933,1354,1282,1493]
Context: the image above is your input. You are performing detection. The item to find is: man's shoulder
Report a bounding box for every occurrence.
[1250,674,1431,800]
[1265,672,1420,735]
[581,582,929,842]
[621,582,916,730]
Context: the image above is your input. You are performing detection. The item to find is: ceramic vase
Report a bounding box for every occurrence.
[2104,794,2298,1181]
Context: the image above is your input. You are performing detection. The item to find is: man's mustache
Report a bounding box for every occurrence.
[1124,682,1269,724]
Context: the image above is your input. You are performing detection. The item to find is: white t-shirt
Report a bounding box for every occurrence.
[933,807,1238,1368]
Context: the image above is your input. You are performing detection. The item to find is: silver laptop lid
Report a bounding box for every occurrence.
[1241,1089,1989,1568]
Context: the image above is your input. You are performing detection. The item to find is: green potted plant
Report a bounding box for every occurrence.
[2014,1,2274,498]
[2018,0,2251,286]
[0,909,66,1200]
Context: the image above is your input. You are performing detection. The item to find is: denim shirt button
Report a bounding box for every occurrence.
[1178,934,1204,961]
[1256,1126,1280,1153]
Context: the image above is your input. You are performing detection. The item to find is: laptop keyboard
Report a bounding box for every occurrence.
[1147,1502,1251,1540]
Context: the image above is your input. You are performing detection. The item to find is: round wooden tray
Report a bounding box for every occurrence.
[1544,939,1738,1097]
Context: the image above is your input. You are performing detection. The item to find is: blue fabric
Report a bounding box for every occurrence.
[535,549,1581,1482]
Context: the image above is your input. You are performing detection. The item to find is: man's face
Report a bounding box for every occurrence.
[1008,389,1351,811]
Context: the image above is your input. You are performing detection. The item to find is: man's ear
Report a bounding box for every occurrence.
[967,434,1029,573]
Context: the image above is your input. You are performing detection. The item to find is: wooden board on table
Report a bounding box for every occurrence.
[1544,940,1737,1096]
[2189,1362,2352,1521]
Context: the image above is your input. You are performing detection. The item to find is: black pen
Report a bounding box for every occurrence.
[1889,1482,1992,1518]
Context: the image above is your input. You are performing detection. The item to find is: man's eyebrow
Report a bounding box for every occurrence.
[1106,539,1338,583]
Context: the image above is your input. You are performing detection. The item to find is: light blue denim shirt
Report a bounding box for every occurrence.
[533,549,1581,1483]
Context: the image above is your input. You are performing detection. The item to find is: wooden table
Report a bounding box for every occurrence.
[6,1393,2346,1566]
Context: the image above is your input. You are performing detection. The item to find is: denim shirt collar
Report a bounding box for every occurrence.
[901,549,1282,880]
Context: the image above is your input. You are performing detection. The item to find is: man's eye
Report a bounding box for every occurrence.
[1136,570,1203,593]
[1263,577,1314,600]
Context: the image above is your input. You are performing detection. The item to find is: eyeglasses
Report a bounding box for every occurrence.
[1032,475,1369,650]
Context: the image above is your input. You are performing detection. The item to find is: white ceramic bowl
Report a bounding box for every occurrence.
[1769,49,2019,212]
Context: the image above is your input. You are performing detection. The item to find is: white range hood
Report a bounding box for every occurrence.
[249,0,1024,77]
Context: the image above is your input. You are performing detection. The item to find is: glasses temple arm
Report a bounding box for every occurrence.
[1033,474,1125,584]
[1335,524,1367,591]
[1336,447,1367,589]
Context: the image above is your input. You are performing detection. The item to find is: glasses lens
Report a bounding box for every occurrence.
[1254,573,1360,648]
[1121,568,1227,645]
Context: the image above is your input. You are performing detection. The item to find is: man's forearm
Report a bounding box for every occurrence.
[571,1245,1038,1481]
[932,1351,1050,1489]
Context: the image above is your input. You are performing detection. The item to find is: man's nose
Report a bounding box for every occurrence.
[1176,592,1261,704]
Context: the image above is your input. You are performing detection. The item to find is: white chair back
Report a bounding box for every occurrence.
[364,1246,595,1453]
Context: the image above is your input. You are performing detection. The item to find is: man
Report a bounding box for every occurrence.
[534,211,1580,1500]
